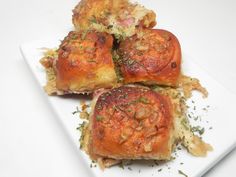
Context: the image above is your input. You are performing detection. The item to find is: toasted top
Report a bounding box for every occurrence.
[118,29,181,86]
[55,31,117,93]
[89,85,174,160]
[72,0,156,38]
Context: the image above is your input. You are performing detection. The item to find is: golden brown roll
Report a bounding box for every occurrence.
[40,31,117,95]
[88,85,174,161]
[82,85,212,168]
[72,0,156,39]
[117,29,181,86]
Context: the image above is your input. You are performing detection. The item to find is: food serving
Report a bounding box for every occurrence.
[40,0,212,170]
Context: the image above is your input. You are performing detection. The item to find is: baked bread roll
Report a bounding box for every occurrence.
[72,0,156,39]
[40,31,117,95]
[117,29,181,86]
[81,85,212,168]
[89,85,174,161]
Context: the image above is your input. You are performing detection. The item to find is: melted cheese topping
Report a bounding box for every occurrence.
[72,0,156,39]
[153,86,213,157]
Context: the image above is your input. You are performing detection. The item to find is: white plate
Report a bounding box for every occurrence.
[20,39,236,177]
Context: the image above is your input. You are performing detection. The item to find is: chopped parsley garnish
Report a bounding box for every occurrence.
[138,97,149,104]
[191,126,205,135]
[81,31,87,40]
[112,51,124,82]
[96,115,104,121]
[178,170,188,177]
[89,16,97,24]
[77,121,87,149]
[154,160,159,166]
[127,59,135,65]
[126,97,150,106]
[118,162,124,169]
[107,25,113,29]
[112,105,120,112]
[181,118,189,130]
[127,167,132,171]
[76,121,86,131]
[70,33,78,40]
[72,106,80,115]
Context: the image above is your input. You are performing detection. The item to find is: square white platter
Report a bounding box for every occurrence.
[20,39,236,177]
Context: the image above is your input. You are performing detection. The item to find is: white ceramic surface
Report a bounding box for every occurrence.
[20,39,236,177]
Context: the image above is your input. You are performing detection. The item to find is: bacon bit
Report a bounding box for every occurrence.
[118,17,135,27]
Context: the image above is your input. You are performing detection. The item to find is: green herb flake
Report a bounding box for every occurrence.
[191,126,205,135]
[127,59,135,65]
[81,31,87,40]
[72,106,80,115]
[202,107,208,111]
[113,105,120,112]
[78,121,87,149]
[79,45,83,49]
[96,115,104,121]
[154,160,159,166]
[76,122,86,131]
[178,170,188,177]
[181,118,189,130]
[139,97,149,104]
[127,109,132,112]
[70,33,78,40]
[89,16,97,24]
[127,167,132,171]
[158,168,162,172]
[177,147,182,150]
[104,11,111,17]
[107,25,113,29]
[118,162,124,169]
